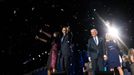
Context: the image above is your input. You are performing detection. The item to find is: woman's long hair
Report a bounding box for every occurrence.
[128,48,134,63]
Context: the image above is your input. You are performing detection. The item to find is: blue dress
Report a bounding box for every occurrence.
[106,40,121,69]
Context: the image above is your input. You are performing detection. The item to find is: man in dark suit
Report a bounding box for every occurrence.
[60,26,72,75]
[87,28,105,75]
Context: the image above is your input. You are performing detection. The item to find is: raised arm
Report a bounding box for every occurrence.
[35,35,47,43]
[39,29,52,38]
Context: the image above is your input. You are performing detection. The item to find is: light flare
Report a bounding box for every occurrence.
[95,13,129,51]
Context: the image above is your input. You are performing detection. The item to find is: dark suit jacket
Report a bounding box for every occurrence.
[60,34,71,57]
[87,37,105,60]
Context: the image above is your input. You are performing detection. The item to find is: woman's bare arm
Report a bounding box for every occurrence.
[39,29,51,38]
[35,35,47,43]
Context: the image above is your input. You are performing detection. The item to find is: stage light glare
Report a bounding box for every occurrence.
[108,27,119,38]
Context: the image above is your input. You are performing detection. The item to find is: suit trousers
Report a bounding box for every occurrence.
[92,57,104,75]
[60,55,70,74]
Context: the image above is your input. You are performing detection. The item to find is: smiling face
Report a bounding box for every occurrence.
[90,29,98,37]
[62,27,67,35]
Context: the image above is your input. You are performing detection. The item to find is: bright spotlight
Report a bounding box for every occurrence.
[104,21,119,39]
[96,13,129,50]
[108,27,119,38]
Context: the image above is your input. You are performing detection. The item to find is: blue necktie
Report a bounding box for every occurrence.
[94,37,97,45]
[61,36,65,42]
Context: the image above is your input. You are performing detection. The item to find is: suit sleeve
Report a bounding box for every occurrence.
[87,39,91,57]
[102,38,107,55]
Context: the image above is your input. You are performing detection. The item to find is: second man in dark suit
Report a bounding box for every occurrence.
[60,26,72,75]
[87,28,105,75]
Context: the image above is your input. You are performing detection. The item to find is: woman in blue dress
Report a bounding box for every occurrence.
[104,33,124,75]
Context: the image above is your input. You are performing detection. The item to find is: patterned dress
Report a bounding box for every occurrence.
[47,39,60,72]
[50,42,58,69]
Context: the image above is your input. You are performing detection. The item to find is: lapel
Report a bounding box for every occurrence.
[61,36,64,43]
[92,37,101,46]
[92,38,96,45]
[61,35,67,43]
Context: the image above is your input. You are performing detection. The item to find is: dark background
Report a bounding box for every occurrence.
[0,0,134,74]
